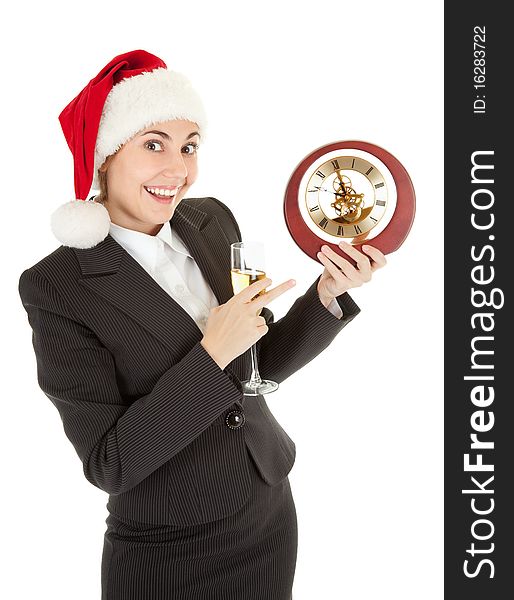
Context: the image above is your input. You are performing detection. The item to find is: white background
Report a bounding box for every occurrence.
[3,1,443,598]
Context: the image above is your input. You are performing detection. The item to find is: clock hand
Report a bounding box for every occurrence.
[317,186,362,199]
[317,187,348,197]
[334,169,345,187]
[317,186,364,205]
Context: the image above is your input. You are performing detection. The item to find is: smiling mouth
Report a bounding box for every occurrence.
[144,185,182,199]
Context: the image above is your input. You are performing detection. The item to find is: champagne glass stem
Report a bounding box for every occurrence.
[248,343,262,385]
[230,240,279,395]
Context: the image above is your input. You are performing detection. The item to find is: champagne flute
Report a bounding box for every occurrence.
[230,241,279,396]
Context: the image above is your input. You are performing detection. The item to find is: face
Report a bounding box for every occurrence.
[99,119,200,234]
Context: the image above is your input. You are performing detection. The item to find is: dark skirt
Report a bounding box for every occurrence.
[101,451,298,599]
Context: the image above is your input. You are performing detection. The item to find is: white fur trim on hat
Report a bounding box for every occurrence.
[50,199,111,249]
[92,67,207,189]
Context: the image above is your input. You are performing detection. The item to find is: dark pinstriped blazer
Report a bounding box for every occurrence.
[18,196,360,527]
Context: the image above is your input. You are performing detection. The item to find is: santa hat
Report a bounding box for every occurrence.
[51,49,207,249]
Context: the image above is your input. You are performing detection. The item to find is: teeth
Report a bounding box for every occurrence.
[145,186,179,197]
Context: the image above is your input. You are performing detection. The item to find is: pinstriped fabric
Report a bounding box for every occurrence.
[256,273,360,385]
[18,196,360,598]
[101,454,297,600]
[19,266,245,498]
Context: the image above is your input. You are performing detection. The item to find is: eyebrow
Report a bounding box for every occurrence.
[139,129,201,141]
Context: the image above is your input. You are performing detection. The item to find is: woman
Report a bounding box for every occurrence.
[18,50,386,600]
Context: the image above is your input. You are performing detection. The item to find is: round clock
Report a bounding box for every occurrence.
[283,141,415,266]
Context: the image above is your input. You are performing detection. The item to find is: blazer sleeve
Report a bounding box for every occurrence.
[208,196,362,385]
[256,275,361,384]
[18,266,245,496]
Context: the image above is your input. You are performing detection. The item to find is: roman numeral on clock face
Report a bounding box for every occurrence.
[309,205,320,212]
[316,170,326,179]
[365,166,374,175]
[354,225,362,234]
[319,217,328,229]
[376,200,386,206]
[331,159,340,170]
[374,182,385,188]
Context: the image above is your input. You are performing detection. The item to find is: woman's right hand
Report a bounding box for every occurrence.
[200,277,297,370]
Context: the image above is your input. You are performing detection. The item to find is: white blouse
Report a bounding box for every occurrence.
[108,220,342,334]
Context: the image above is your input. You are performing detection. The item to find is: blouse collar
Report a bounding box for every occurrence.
[109,219,192,272]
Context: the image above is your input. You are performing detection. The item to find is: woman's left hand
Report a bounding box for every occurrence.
[316,240,387,303]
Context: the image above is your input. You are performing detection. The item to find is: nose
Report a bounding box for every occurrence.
[161,147,188,182]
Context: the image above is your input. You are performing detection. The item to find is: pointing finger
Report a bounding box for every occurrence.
[233,276,272,303]
[250,279,297,310]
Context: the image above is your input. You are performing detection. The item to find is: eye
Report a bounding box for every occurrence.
[145,140,164,152]
[183,142,199,155]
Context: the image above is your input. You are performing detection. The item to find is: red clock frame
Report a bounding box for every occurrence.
[283,140,416,266]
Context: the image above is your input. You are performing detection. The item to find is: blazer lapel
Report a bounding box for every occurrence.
[73,199,235,353]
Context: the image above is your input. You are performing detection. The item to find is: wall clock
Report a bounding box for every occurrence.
[283,141,415,266]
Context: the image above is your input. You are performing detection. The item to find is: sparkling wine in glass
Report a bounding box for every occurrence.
[230,241,279,396]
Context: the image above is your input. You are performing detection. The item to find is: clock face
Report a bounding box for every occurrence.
[300,148,397,245]
[284,141,415,265]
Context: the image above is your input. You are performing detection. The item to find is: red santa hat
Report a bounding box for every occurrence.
[51,49,207,249]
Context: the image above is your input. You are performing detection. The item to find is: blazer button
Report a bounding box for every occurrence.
[225,410,245,429]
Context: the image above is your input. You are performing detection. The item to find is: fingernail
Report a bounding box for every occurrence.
[290,279,296,285]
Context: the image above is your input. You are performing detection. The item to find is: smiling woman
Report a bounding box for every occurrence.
[19,47,372,600]
[94,120,202,235]
[49,50,207,250]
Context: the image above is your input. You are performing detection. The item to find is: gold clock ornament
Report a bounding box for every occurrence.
[283,141,415,265]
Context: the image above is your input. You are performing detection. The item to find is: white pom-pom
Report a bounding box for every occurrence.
[50,199,111,249]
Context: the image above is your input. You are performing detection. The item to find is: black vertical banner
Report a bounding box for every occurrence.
[445,2,510,598]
